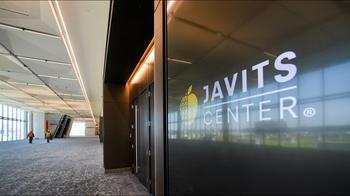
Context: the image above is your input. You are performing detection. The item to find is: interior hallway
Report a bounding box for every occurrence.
[0,137,148,195]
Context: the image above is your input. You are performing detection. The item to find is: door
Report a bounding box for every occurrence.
[133,89,152,190]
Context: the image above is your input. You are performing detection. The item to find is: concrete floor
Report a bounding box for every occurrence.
[0,137,149,195]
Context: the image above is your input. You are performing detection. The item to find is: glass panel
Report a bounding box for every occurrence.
[167,1,350,194]
[16,110,19,140]
[0,104,2,142]
[0,106,30,141]
[3,119,7,142]
[4,105,7,118]
[21,111,24,139]
[13,108,16,140]
[8,107,12,141]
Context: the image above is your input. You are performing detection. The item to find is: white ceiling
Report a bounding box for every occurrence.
[56,1,110,119]
[0,1,109,122]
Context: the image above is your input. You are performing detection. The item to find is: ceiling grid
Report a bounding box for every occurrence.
[0,1,103,122]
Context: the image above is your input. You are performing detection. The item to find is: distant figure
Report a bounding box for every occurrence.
[27,130,34,144]
[45,131,51,143]
[49,130,53,140]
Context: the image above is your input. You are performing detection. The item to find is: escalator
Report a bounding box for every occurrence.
[54,115,72,138]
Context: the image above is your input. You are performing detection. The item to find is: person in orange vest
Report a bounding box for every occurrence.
[45,130,51,143]
[27,130,34,144]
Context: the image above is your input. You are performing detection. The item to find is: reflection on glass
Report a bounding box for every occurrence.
[167,1,350,151]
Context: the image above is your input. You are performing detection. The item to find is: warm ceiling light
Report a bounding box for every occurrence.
[145,49,155,65]
[0,22,60,39]
[167,0,176,12]
[49,0,96,124]
[130,47,154,84]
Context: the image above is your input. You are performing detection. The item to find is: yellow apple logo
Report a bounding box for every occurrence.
[180,85,198,125]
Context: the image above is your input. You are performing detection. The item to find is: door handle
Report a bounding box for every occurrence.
[135,105,139,173]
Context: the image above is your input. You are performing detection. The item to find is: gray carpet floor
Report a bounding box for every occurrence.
[0,137,149,195]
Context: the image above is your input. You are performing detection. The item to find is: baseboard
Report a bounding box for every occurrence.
[104,167,131,174]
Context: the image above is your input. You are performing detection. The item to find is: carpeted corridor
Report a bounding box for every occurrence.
[0,137,149,195]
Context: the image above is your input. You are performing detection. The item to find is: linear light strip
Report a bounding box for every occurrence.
[59,93,84,97]
[38,74,77,81]
[17,55,71,66]
[130,47,154,84]
[63,98,86,102]
[49,0,96,124]
[8,81,47,87]
[168,57,192,65]
[0,22,61,39]
[127,40,154,84]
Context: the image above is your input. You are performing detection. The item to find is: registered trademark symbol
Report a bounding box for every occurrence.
[303,107,316,118]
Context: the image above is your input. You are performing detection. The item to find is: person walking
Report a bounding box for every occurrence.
[27,130,34,144]
[45,130,51,143]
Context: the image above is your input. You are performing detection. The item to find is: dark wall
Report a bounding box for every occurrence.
[104,0,154,84]
[102,0,153,170]
[169,140,350,195]
[103,83,130,169]
[99,116,104,143]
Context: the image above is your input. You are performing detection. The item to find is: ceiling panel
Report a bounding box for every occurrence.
[0,71,43,84]
[11,83,51,96]
[61,94,84,101]
[0,1,59,35]
[0,54,29,74]
[21,58,76,78]
[0,89,34,99]
[0,81,14,90]
[0,28,69,63]
[40,77,82,95]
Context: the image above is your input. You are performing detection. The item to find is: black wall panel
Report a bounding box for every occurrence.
[103,83,130,169]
